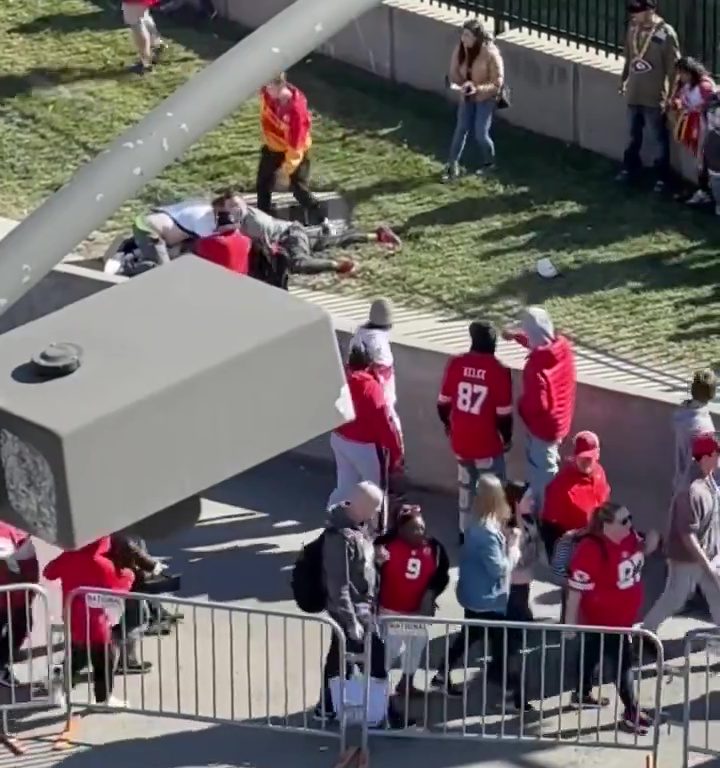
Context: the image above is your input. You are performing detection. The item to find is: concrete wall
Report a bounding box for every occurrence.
[223,0,698,179]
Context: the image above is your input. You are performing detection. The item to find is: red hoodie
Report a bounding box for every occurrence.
[334,367,403,471]
[44,537,134,646]
[514,333,576,442]
[260,85,312,177]
[542,459,611,533]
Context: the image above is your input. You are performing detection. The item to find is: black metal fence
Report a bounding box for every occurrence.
[425,0,720,76]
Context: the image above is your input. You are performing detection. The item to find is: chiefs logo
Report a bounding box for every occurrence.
[570,569,591,584]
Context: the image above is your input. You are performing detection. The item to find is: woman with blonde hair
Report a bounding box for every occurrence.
[432,474,529,709]
[442,18,505,182]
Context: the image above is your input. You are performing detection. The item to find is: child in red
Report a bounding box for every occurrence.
[565,502,660,734]
[44,537,134,707]
[375,506,449,696]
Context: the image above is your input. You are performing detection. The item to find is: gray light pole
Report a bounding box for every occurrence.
[0,0,381,316]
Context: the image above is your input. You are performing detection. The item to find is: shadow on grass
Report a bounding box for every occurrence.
[8,9,118,36]
[0,65,134,100]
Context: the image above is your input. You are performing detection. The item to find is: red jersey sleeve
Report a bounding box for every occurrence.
[438,359,457,404]
[368,379,403,469]
[567,538,601,593]
[493,363,513,416]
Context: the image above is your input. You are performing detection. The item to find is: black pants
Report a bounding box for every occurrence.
[622,105,671,181]
[309,228,370,253]
[540,521,566,562]
[256,146,324,223]
[279,224,338,275]
[445,609,521,697]
[507,584,534,623]
[0,606,33,668]
[577,633,636,713]
[70,643,118,704]
[322,631,387,712]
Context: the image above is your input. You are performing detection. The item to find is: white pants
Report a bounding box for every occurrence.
[643,560,720,632]
[327,433,384,509]
[380,609,428,674]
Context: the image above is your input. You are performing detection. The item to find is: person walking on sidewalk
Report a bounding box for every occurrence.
[503,307,576,508]
[257,73,325,224]
[121,0,166,75]
[438,321,513,543]
[317,482,413,729]
[327,344,404,527]
[643,433,720,635]
[616,0,680,192]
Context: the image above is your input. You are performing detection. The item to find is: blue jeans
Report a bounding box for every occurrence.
[622,105,670,180]
[525,435,559,511]
[457,454,506,534]
[448,99,496,167]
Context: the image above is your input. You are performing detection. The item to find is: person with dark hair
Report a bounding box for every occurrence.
[566,502,659,733]
[375,505,449,697]
[617,0,680,192]
[442,19,505,182]
[643,433,720,634]
[504,482,540,623]
[327,343,404,519]
[437,320,513,543]
[669,57,717,205]
[257,72,325,224]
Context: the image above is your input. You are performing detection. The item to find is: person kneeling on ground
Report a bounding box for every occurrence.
[318,482,415,729]
[44,538,134,709]
[375,505,450,698]
[565,502,660,734]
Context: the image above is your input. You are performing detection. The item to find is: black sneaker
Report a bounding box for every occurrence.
[458,532,465,546]
[130,61,153,75]
[441,164,460,183]
[386,708,417,729]
[0,668,20,688]
[120,659,153,674]
[312,703,337,723]
[571,692,609,708]
[621,708,652,735]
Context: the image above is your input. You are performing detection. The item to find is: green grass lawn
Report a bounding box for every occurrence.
[0,0,718,373]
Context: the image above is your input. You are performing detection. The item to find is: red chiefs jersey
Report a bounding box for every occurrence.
[567,532,644,627]
[438,352,513,461]
[378,539,437,613]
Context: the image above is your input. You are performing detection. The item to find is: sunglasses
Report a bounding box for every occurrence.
[617,514,633,527]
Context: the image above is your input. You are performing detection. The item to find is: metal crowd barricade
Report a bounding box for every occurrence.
[63,588,349,754]
[0,583,55,755]
[682,627,720,768]
[362,614,665,766]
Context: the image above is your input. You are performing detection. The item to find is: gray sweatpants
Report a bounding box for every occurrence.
[643,560,720,633]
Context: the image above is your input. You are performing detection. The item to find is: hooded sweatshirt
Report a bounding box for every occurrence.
[44,537,134,645]
[322,504,376,641]
[541,459,611,533]
[673,400,716,491]
[512,308,576,442]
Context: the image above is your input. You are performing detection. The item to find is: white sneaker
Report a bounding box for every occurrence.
[95,695,128,710]
[687,189,711,205]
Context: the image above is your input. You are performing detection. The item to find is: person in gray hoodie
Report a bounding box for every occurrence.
[673,370,717,492]
[317,481,411,728]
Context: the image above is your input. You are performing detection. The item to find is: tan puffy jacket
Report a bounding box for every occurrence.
[449,41,504,101]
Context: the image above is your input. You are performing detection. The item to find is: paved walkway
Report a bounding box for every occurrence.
[0,456,715,768]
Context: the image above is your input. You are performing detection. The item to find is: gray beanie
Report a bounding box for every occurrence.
[368,298,393,328]
[520,306,555,349]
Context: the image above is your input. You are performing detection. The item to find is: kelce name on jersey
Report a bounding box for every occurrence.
[462,367,486,380]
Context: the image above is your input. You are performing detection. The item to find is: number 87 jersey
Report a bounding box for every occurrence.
[438,351,513,462]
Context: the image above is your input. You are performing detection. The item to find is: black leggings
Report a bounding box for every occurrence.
[0,606,33,668]
[70,644,118,704]
[256,146,324,223]
[577,633,636,712]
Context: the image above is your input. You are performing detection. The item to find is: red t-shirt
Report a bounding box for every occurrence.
[542,461,611,533]
[567,532,644,627]
[378,539,437,613]
[438,352,513,461]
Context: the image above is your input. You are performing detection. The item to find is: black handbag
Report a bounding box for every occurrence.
[497,83,511,110]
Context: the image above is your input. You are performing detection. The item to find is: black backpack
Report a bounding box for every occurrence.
[291,532,327,613]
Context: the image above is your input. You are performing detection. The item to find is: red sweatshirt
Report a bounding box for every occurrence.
[542,460,611,533]
[513,332,576,442]
[260,85,312,176]
[335,368,403,470]
[44,537,134,646]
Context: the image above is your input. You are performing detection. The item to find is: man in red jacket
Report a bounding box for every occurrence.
[503,307,577,508]
[121,0,165,75]
[258,73,325,224]
[44,538,134,707]
[541,431,611,559]
[327,344,404,530]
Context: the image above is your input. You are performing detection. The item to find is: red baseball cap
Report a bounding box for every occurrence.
[573,430,600,460]
[692,433,720,460]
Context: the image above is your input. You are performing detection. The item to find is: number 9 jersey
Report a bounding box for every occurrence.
[567,531,644,628]
[438,352,513,461]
